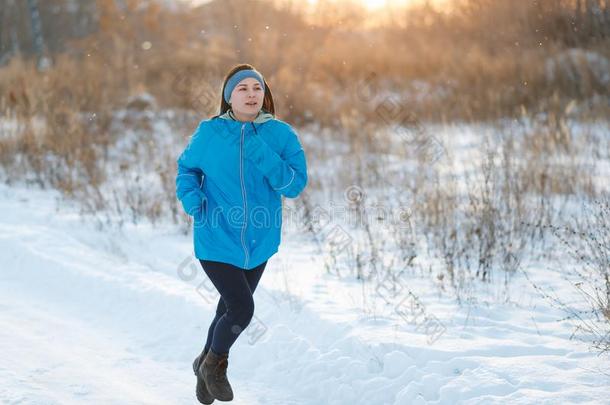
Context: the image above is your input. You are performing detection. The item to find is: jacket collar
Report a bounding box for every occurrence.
[218,108,275,124]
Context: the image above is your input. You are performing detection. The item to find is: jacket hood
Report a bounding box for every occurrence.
[218,108,275,124]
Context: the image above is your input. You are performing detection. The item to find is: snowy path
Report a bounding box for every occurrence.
[0,183,608,404]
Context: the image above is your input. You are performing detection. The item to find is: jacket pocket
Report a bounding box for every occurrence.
[201,194,208,217]
[194,190,208,227]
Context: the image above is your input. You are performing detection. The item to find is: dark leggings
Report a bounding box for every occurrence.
[199,259,267,355]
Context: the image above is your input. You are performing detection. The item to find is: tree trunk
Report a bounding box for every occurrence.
[26,0,51,70]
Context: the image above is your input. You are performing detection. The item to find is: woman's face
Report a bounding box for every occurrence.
[229,77,265,117]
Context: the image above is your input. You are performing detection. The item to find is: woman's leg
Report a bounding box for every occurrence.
[203,260,267,352]
[202,298,227,354]
[200,259,267,354]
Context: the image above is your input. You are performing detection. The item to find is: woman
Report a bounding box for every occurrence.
[175,64,308,403]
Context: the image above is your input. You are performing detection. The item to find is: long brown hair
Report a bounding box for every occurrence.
[212,63,275,118]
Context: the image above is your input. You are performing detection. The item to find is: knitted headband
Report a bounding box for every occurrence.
[223,69,266,104]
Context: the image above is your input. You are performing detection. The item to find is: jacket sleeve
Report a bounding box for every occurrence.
[244,124,308,198]
[175,122,207,220]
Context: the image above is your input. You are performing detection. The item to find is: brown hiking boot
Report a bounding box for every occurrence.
[193,348,215,404]
[199,349,234,401]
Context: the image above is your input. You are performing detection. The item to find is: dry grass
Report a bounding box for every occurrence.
[522,198,610,354]
[2,0,608,127]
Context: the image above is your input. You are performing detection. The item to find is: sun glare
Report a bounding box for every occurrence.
[306,0,402,10]
[303,0,435,12]
[361,0,388,9]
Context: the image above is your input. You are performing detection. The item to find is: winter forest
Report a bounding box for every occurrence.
[0,0,609,403]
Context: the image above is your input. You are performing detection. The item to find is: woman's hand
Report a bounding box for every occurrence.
[243,125,308,198]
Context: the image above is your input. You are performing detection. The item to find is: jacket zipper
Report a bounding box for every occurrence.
[239,123,249,268]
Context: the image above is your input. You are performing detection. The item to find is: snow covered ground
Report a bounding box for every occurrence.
[1,181,609,404]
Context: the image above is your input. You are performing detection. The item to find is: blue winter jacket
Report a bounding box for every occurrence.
[175,109,308,270]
